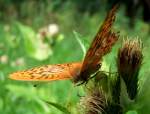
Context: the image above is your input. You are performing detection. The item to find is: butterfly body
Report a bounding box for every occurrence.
[73,63,101,84]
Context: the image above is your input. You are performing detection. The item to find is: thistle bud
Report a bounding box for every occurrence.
[79,87,107,114]
[117,39,143,99]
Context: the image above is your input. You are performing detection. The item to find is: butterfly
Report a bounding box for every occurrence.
[9,5,119,84]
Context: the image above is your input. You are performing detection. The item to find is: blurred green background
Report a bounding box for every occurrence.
[0,0,150,114]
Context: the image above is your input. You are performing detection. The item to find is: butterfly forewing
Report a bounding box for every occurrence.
[10,62,82,81]
[73,5,119,84]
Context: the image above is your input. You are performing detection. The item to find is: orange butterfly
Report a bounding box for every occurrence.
[9,5,119,84]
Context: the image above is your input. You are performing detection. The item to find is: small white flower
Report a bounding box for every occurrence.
[0,55,8,64]
[48,23,59,36]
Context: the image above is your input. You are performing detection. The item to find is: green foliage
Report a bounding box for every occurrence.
[15,22,51,61]
[45,100,71,114]
[73,31,89,58]
[126,111,138,114]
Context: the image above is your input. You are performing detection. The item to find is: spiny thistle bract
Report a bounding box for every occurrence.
[117,39,143,99]
[79,87,107,114]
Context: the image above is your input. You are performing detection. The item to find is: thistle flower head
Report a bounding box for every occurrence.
[79,87,107,114]
[117,39,143,99]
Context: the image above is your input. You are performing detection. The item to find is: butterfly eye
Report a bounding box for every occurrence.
[93,63,101,71]
[96,63,101,70]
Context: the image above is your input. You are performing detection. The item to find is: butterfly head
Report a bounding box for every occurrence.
[73,63,101,85]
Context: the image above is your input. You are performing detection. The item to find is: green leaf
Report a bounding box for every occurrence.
[126,110,138,114]
[73,31,89,58]
[45,100,71,114]
[6,84,36,99]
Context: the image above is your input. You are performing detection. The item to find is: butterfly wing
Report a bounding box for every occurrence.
[74,5,119,84]
[9,62,82,81]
